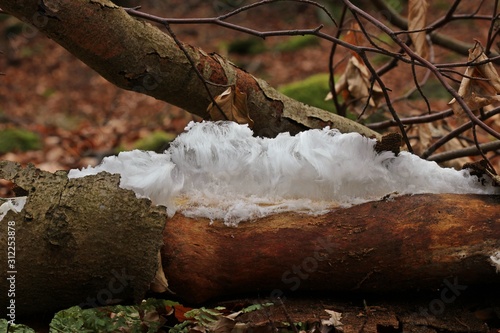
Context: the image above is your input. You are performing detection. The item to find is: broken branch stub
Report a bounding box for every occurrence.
[0,161,167,316]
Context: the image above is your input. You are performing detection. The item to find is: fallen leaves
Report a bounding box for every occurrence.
[448,42,500,118]
[321,309,344,332]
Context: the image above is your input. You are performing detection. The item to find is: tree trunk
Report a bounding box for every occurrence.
[162,193,500,303]
[0,161,167,317]
[0,0,380,139]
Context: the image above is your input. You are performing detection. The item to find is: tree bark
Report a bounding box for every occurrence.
[162,193,500,304]
[0,0,380,139]
[0,161,167,316]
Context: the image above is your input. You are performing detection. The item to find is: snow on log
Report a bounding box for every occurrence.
[0,161,167,316]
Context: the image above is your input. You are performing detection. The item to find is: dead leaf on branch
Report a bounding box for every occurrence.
[326,56,384,116]
[208,86,254,128]
[343,22,364,63]
[408,0,429,59]
[448,42,500,118]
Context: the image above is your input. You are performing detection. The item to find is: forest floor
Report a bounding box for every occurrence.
[1,1,499,332]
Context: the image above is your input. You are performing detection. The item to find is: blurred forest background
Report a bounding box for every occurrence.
[0,0,498,188]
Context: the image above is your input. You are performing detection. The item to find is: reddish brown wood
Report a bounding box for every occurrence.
[162,193,500,303]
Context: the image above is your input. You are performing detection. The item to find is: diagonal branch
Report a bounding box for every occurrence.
[370,0,500,64]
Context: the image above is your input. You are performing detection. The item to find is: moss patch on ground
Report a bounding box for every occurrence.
[278,73,337,112]
[0,128,42,153]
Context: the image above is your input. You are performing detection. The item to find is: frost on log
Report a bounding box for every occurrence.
[1,161,500,316]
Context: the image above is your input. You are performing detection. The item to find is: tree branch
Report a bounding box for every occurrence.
[427,140,500,163]
[0,0,380,139]
[370,0,500,64]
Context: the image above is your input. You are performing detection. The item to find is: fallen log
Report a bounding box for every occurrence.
[1,161,499,317]
[162,193,500,303]
[0,161,167,317]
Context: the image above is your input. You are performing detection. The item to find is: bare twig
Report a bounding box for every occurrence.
[277,297,299,333]
[485,2,499,55]
[162,21,228,120]
[368,109,454,130]
[427,140,500,163]
[328,4,348,117]
[370,0,500,63]
[422,107,500,159]
[343,0,500,142]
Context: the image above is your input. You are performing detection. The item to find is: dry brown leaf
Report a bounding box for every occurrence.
[208,86,254,128]
[149,250,169,293]
[343,22,364,62]
[449,42,500,118]
[408,0,429,59]
[321,309,344,332]
[326,56,384,115]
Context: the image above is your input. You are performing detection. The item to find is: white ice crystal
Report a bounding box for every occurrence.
[68,121,499,225]
[0,197,27,222]
[490,251,500,273]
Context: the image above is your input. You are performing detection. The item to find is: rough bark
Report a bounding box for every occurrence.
[162,193,500,304]
[0,161,167,316]
[0,0,380,139]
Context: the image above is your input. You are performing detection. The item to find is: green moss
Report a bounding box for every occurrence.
[132,131,176,152]
[0,319,35,332]
[0,128,42,153]
[40,87,57,98]
[385,0,404,13]
[226,37,266,55]
[278,73,338,112]
[409,79,452,101]
[274,35,319,52]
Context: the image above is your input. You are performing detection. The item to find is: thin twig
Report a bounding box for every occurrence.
[328,4,347,117]
[422,107,500,159]
[161,22,227,120]
[343,0,500,141]
[277,297,299,333]
[368,109,454,130]
[427,140,500,163]
[370,0,500,63]
[472,122,496,173]
[410,59,431,114]
[485,4,500,55]
[436,54,500,68]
